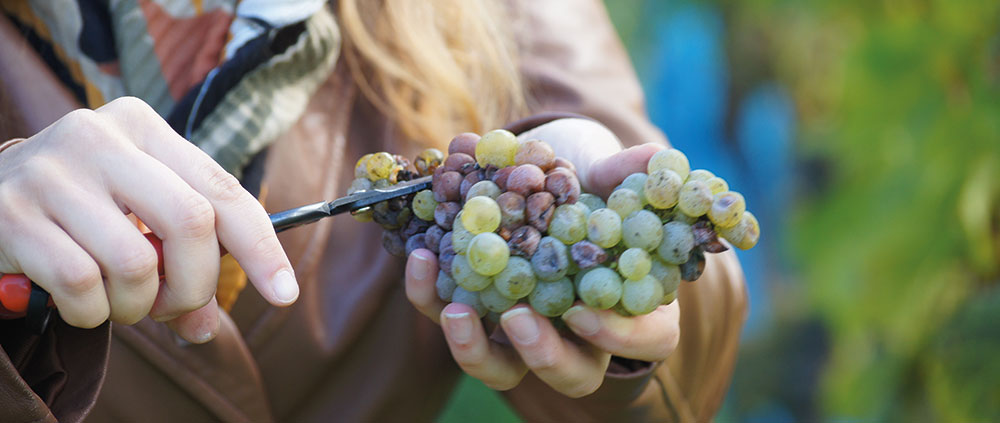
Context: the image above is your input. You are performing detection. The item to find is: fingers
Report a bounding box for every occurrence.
[405,249,446,323]
[165,296,221,344]
[586,143,666,198]
[440,303,528,390]
[562,302,680,362]
[500,305,611,398]
[96,97,297,307]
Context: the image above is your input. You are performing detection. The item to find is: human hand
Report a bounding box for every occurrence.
[0,97,298,343]
[405,122,679,397]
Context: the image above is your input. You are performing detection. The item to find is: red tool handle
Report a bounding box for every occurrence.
[0,232,165,318]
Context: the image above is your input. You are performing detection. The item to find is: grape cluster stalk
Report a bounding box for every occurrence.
[347,130,760,319]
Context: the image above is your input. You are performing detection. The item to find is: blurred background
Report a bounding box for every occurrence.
[440,0,1000,421]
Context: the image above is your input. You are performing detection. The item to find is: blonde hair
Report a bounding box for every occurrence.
[338,0,528,148]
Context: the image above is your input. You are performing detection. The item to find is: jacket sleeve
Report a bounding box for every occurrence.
[501,1,749,422]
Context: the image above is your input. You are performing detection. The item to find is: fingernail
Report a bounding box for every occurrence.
[563,305,600,336]
[271,270,299,305]
[444,311,472,344]
[501,307,539,345]
[411,252,431,280]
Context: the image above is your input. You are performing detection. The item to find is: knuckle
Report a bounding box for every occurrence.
[171,285,216,313]
[246,229,282,262]
[523,348,560,372]
[60,108,100,130]
[104,96,156,118]
[174,193,216,238]
[112,245,159,282]
[202,163,245,203]
[56,260,102,297]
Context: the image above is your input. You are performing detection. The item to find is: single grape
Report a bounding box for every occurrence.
[351,208,373,223]
[622,209,664,251]
[412,190,438,221]
[662,289,677,305]
[611,301,632,317]
[451,212,474,254]
[449,132,480,157]
[433,201,461,230]
[643,169,683,209]
[354,153,373,179]
[528,278,575,317]
[649,258,682,295]
[617,173,648,204]
[479,284,517,313]
[381,230,405,257]
[443,153,476,173]
[402,216,431,241]
[621,275,664,315]
[436,270,457,302]
[576,193,606,215]
[677,180,713,217]
[439,232,456,273]
[607,188,643,219]
[618,248,652,280]
[475,129,518,167]
[570,240,608,269]
[680,249,706,281]
[657,221,695,265]
[365,152,396,181]
[525,191,556,232]
[515,139,556,170]
[646,148,690,180]
[466,180,502,201]
[706,177,729,195]
[551,157,576,173]
[404,233,427,257]
[545,168,581,205]
[531,236,570,281]
[415,148,444,176]
[506,164,545,197]
[467,232,510,276]
[707,191,746,228]
[687,169,714,183]
[347,178,372,195]
[508,225,542,257]
[461,196,501,234]
[586,208,623,248]
[452,254,492,291]
[494,256,536,300]
[548,204,588,244]
[460,171,484,199]
[718,211,760,250]
[433,171,463,202]
[425,225,445,253]
[452,286,487,317]
[577,266,624,309]
[497,191,526,229]
[491,166,515,190]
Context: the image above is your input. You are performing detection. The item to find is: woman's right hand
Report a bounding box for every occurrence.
[0,97,298,343]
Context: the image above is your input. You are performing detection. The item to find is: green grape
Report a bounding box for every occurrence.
[618,248,652,280]
[657,222,695,265]
[466,180,502,201]
[586,208,622,248]
[708,191,746,228]
[607,188,642,219]
[347,178,372,195]
[436,270,457,302]
[528,278,575,317]
[452,254,492,291]
[577,266,624,309]
[622,210,664,251]
[646,148,690,180]
[475,129,518,167]
[494,256,536,299]
[576,193,606,215]
[677,180,713,217]
[365,152,395,181]
[479,284,517,313]
[531,236,570,281]
[451,212,474,254]
[354,153,373,179]
[718,211,760,250]
[548,204,588,244]
[649,258,681,295]
[643,169,683,209]
[662,289,677,305]
[617,173,648,204]
[706,177,728,195]
[611,301,632,317]
[411,190,438,221]
[461,196,501,234]
[621,275,664,315]
[687,169,714,183]
[467,232,510,276]
[452,286,487,317]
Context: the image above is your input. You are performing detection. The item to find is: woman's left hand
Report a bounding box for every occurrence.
[405,122,680,397]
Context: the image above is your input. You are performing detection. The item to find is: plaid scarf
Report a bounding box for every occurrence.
[2,0,340,179]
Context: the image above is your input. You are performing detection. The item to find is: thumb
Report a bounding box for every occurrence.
[586,143,666,198]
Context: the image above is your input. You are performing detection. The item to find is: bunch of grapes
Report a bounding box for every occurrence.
[347,129,759,319]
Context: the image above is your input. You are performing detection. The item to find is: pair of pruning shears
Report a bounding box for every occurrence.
[0,176,431,333]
